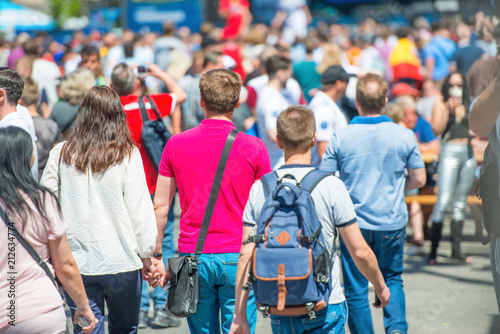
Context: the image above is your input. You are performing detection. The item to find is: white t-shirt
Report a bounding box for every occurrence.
[256,86,291,169]
[278,0,307,45]
[247,75,303,106]
[32,59,62,109]
[308,91,348,167]
[0,107,38,179]
[243,166,357,305]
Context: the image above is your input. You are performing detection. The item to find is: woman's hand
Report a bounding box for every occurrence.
[448,96,463,111]
[74,303,97,334]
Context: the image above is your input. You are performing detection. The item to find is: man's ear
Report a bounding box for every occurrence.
[0,89,7,107]
[135,79,141,91]
[311,132,317,147]
[277,69,284,81]
[276,135,284,149]
[235,100,240,109]
[200,97,205,109]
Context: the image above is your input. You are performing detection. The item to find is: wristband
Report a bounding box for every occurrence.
[153,252,163,259]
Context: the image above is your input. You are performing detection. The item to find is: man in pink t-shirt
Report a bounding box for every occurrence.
[151,69,271,333]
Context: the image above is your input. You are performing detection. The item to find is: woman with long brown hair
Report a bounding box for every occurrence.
[41,85,157,334]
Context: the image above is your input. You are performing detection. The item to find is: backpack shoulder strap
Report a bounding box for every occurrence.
[137,95,150,122]
[261,172,279,196]
[145,95,162,120]
[300,168,330,193]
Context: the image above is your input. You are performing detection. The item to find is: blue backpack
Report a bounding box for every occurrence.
[247,169,334,319]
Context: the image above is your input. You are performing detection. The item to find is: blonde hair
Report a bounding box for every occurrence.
[277,106,316,152]
[382,103,404,123]
[60,68,96,105]
[317,43,342,74]
[21,77,39,107]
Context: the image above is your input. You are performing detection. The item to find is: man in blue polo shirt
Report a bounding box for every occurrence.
[320,73,426,334]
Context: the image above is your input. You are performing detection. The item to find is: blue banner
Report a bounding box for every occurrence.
[126,0,202,33]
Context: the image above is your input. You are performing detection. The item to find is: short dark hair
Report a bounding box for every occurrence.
[356,73,388,114]
[163,22,175,36]
[0,67,24,105]
[396,27,412,39]
[277,106,316,152]
[111,64,136,96]
[494,23,500,43]
[199,69,241,115]
[81,45,100,59]
[431,21,443,33]
[22,39,39,57]
[203,52,221,68]
[266,55,291,78]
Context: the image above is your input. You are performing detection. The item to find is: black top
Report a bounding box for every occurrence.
[442,113,471,142]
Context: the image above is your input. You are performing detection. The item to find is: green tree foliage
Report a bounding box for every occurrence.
[49,0,82,28]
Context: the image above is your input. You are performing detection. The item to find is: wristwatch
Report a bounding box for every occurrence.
[153,252,163,259]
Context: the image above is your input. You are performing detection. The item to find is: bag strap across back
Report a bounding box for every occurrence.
[0,204,62,296]
[138,95,162,122]
[195,129,238,255]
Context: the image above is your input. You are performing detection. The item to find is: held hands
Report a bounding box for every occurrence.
[141,257,169,289]
[141,257,162,288]
[373,284,391,309]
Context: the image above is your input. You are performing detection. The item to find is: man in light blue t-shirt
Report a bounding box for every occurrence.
[423,22,456,82]
[320,73,426,334]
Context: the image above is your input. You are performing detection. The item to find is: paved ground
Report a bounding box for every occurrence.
[67,209,500,334]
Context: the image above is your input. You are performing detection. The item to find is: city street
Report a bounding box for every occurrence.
[74,214,499,334]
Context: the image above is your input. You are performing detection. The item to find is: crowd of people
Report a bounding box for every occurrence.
[0,2,499,334]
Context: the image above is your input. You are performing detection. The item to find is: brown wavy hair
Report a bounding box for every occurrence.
[62,85,135,173]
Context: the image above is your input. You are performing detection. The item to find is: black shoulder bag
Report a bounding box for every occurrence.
[165,129,238,318]
[138,95,172,171]
[0,205,65,301]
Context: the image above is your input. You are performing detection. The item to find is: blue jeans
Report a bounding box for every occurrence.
[270,302,347,334]
[340,227,407,334]
[179,252,257,334]
[140,197,176,311]
[66,270,142,334]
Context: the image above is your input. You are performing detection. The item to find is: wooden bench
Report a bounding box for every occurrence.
[405,195,482,206]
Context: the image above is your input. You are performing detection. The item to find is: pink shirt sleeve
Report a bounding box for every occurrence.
[254,141,272,180]
[159,138,175,177]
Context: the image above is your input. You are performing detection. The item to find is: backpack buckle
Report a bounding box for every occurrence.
[247,234,265,244]
[306,302,316,319]
[315,274,330,283]
[258,305,270,318]
[242,273,256,291]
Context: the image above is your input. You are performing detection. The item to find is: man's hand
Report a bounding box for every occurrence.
[144,63,167,80]
[141,257,163,288]
[229,315,251,334]
[373,285,391,309]
[148,257,166,288]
